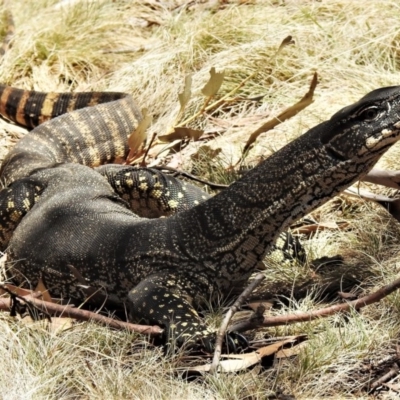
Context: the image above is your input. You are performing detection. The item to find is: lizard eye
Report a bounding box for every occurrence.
[358,106,380,121]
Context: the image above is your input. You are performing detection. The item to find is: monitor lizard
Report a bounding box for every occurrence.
[3,85,400,349]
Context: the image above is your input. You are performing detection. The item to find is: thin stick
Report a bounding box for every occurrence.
[152,165,229,190]
[230,276,400,333]
[209,273,265,373]
[141,131,157,166]
[362,168,400,190]
[0,291,163,336]
[370,363,399,391]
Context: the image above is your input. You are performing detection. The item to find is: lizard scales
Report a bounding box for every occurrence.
[0,85,225,248]
[0,85,142,184]
[4,85,400,347]
[0,84,302,261]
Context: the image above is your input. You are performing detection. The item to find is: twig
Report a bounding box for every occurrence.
[370,363,400,391]
[240,72,318,158]
[362,168,400,190]
[209,273,265,373]
[230,275,400,333]
[0,290,163,336]
[150,165,400,198]
[141,131,157,166]
[343,186,400,222]
[152,165,229,190]
[344,187,394,203]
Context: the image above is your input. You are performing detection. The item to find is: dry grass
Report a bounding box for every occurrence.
[2,0,400,398]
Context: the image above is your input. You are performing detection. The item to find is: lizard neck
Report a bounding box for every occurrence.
[172,121,372,276]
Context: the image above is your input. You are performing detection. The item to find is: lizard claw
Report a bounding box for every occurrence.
[198,331,249,354]
[224,331,249,353]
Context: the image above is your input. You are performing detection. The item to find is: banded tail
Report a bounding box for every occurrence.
[0,85,143,184]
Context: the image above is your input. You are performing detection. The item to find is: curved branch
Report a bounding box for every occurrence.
[0,293,163,336]
[230,276,400,333]
[362,168,400,190]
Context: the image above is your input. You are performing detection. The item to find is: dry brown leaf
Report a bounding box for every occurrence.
[293,221,349,234]
[128,108,152,152]
[275,35,295,56]
[275,341,308,359]
[345,187,395,203]
[178,74,192,115]
[247,300,274,312]
[158,127,204,142]
[140,139,181,161]
[189,336,301,373]
[47,317,75,334]
[35,278,53,303]
[362,168,400,190]
[0,284,34,297]
[201,67,225,98]
[154,138,182,158]
[255,336,304,358]
[242,72,318,155]
[20,316,74,334]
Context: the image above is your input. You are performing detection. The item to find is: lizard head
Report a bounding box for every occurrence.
[319,86,400,163]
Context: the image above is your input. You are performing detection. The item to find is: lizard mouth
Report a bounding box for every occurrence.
[366,123,400,154]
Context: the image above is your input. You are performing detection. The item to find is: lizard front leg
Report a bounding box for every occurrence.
[127,272,216,350]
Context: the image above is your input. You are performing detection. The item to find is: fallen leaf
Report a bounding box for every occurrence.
[35,278,53,303]
[242,72,318,156]
[178,74,192,115]
[275,341,307,359]
[275,35,295,56]
[188,336,301,373]
[128,108,152,153]
[201,67,225,98]
[247,301,274,312]
[293,221,349,234]
[158,127,204,142]
[47,317,74,334]
[0,283,34,297]
[154,139,182,158]
[20,316,74,334]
